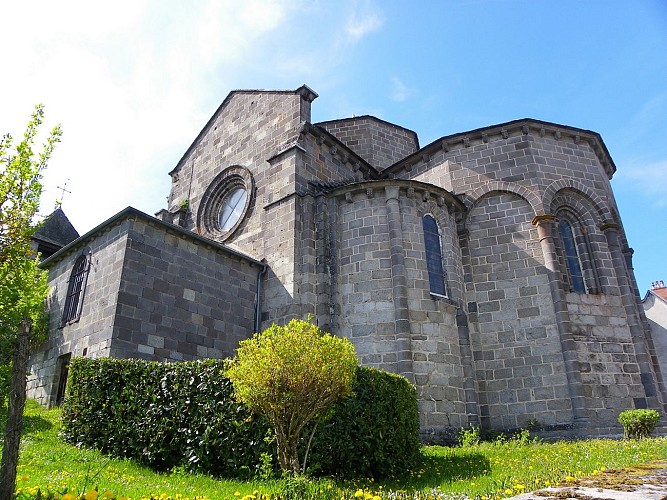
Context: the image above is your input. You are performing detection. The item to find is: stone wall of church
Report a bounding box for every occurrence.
[330,180,469,431]
[317,117,419,171]
[109,216,260,361]
[164,90,315,330]
[566,292,646,425]
[385,123,663,431]
[27,218,131,407]
[27,212,262,407]
[466,193,571,429]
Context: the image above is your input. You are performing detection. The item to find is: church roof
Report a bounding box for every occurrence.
[33,208,80,248]
[39,206,263,269]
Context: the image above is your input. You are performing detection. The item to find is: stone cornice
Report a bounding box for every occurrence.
[384,118,617,180]
[328,179,467,214]
[39,207,263,269]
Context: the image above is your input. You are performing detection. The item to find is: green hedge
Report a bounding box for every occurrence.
[61,359,420,479]
[618,409,661,439]
[61,358,272,477]
[308,366,421,478]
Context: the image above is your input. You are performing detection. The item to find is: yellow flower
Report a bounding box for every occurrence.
[85,491,99,500]
[103,492,115,499]
[20,476,29,482]
[354,490,364,498]
[62,494,77,500]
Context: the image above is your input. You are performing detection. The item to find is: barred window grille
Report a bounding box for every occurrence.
[61,251,90,326]
[423,215,448,297]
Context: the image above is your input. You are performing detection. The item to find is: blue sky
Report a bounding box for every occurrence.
[1,0,666,293]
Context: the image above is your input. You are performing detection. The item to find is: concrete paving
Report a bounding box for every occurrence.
[507,460,667,499]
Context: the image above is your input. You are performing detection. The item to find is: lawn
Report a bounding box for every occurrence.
[3,401,666,500]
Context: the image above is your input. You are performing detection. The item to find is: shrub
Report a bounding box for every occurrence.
[226,319,358,474]
[62,357,420,479]
[61,358,273,476]
[618,409,661,439]
[307,366,421,478]
[458,426,481,447]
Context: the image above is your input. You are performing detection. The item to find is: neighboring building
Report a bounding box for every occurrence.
[643,281,667,391]
[27,85,665,438]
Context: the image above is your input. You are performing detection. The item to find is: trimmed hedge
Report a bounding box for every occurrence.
[61,358,272,477]
[308,367,421,478]
[61,358,420,479]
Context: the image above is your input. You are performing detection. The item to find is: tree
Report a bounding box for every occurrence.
[225,318,358,474]
[0,105,61,500]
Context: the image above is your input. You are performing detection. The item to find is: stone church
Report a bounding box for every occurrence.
[27,85,665,437]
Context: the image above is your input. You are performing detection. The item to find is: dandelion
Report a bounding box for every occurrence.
[354,489,364,498]
[85,491,100,500]
[62,495,77,500]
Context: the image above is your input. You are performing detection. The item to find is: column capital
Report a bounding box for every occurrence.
[531,214,556,225]
[600,221,620,232]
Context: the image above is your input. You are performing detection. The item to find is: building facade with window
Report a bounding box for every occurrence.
[27,86,665,438]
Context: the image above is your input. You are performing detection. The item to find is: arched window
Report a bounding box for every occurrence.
[558,219,586,293]
[423,215,447,297]
[61,250,91,326]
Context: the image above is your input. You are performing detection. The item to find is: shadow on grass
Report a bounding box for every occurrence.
[379,451,491,491]
[0,406,54,436]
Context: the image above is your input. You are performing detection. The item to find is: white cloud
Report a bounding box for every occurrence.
[0,0,303,234]
[390,77,415,102]
[197,0,288,66]
[345,1,384,41]
[617,159,667,208]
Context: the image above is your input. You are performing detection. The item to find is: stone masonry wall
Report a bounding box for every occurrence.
[165,90,313,330]
[566,292,646,423]
[27,218,130,406]
[466,193,571,429]
[27,212,261,407]
[318,117,419,171]
[331,181,468,430]
[398,189,468,430]
[110,216,260,361]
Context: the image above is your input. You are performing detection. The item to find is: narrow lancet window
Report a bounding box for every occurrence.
[423,215,447,297]
[558,219,586,293]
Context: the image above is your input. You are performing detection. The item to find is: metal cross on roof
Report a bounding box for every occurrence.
[55,178,71,209]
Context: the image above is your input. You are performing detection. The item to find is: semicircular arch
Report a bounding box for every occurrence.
[466,181,542,214]
[543,179,613,224]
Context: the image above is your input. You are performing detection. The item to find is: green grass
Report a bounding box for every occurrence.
[3,401,666,500]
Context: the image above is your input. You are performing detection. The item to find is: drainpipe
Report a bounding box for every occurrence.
[254,260,268,333]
